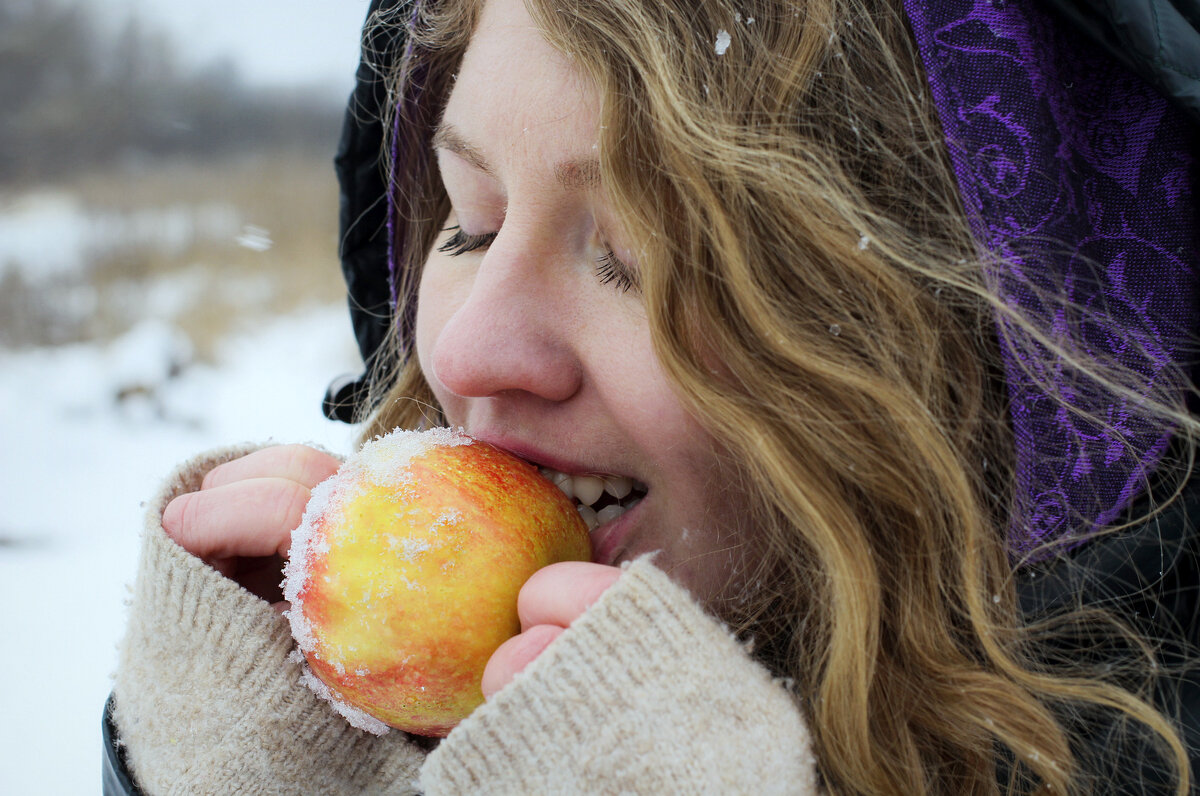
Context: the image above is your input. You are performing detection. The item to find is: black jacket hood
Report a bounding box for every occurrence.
[322,0,409,423]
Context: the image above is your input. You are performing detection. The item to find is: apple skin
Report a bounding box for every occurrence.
[284,427,591,737]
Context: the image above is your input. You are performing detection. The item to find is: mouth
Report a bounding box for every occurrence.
[537,467,648,531]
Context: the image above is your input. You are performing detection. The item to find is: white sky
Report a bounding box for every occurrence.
[84,0,373,99]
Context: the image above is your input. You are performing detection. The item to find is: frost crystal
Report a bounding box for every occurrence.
[391,536,432,562]
[298,667,390,736]
[715,29,732,55]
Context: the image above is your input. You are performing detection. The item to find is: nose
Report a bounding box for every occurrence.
[427,238,583,403]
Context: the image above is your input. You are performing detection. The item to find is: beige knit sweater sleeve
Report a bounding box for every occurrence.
[113,447,820,795]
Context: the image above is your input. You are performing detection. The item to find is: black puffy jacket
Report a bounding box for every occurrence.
[1044,0,1200,126]
[1013,462,1200,792]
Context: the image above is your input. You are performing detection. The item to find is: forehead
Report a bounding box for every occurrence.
[442,0,598,159]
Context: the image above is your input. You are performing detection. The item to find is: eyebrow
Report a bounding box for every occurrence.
[554,158,601,190]
[432,122,601,190]
[432,124,493,176]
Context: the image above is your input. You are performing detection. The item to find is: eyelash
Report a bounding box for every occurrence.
[437,225,637,293]
[594,250,637,292]
[437,227,496,255]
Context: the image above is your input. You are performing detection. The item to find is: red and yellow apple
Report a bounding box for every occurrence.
[284,427,591,737]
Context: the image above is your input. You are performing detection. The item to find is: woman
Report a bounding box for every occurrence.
[105,0,1200,793]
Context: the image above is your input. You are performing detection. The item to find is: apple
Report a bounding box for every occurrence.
[283,427,591,737]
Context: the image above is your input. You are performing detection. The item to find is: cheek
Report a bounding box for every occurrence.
[667,474,763,610]
[601,336,697,450]
[414,252,463,406]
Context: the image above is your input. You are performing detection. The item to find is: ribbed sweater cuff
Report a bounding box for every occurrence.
[421,557,820,795]
[112,446,424,796]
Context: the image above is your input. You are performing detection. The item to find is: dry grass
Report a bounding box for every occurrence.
[1,150,353,359]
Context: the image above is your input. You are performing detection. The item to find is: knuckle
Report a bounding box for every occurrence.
[200,448,264,491]
[517,563,619,629]
[282,444,340,487]
[200,462,228,491]
[271,479,313,533]
[516,575,545,628]
[584,565,622,604]
[515,625,562,670]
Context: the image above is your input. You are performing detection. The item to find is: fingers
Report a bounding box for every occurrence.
[482,563,623,698]
[517,561,623,631]
[481,624,564,699]
[163,476,310,561]
[164,445,340,560]
[160,445,340,603]
[201,445,341,491]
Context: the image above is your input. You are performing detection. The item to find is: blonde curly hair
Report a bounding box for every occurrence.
[360,1,1193,792]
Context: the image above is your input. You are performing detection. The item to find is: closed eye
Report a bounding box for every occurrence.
[595,250,637,292]
[437,226,497,255]
[437,225,639,293]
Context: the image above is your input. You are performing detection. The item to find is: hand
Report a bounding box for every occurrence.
[481,561,622,698]
[161,445,341,607]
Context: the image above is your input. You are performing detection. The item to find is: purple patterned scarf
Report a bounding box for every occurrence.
[904,1,1198,556]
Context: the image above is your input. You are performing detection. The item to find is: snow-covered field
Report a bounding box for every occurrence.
[0,195,362,793]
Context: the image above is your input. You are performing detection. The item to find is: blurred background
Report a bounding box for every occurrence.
[0,0,372,790]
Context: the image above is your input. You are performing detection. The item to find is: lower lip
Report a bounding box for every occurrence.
[589,497,645,566]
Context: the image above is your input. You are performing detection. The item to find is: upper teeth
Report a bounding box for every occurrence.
[545,472,635,505]
[540,468,645,530]
[604,476,633,499]
[571,475,605,506]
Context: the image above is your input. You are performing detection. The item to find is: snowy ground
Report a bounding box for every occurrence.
[0,257,362,788]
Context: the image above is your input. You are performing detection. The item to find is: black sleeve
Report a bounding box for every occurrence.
[102,696,144,796]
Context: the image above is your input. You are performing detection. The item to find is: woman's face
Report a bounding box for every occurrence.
[415,0,757,606]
